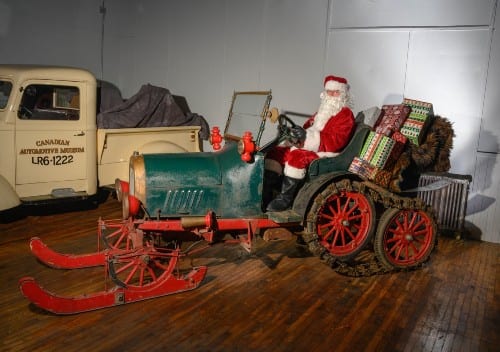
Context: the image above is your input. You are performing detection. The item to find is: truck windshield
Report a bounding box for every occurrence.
[0,80,12,109]
[18,84,80,121]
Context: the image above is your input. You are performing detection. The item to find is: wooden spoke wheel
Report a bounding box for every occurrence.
[108,246,178,288]
[100,219,144,251]
[307,181,376,262]
[374,208,437,270]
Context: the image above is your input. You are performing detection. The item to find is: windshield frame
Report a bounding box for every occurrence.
[223,90,272,147]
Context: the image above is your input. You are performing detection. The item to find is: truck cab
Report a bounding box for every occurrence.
[0,65,201,216]
[0,65,97,212]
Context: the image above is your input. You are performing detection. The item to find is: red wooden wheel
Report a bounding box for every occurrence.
[108,246,179,288]
[307,181,375,261]
[100,219,142,251]
[374,208,437,270]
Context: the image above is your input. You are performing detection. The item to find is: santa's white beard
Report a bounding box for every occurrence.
[314,92,347,129]
[302,91,350,152]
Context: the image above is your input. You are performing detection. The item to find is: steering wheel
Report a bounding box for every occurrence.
[259,113,301,153]
[277,114,297,144]
[19,106,33,118]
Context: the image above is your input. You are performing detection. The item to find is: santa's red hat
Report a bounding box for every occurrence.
[324,75,348,92]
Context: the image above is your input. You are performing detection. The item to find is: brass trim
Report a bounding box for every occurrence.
[129,154,146,204]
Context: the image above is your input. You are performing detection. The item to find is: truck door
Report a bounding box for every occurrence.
[15,81,89,198]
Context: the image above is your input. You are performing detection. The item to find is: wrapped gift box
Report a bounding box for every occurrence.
[403,98,434,116]
[374,104,411,136]
[348,156,378,179]
[359,131,405,170]
[401,98,434,145]
[391,131,408,145]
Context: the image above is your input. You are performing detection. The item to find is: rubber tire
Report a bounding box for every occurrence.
[374,207,437,270]
[306,180,376,262]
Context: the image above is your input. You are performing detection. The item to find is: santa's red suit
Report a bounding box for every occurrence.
[266,81,355,180]
[265,75,355,212]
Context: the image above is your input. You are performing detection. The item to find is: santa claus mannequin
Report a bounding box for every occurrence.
[265,75,355,212]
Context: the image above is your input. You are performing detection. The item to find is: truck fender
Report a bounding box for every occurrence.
[138,140,190,154]
[0,175,21,211]
[292,172,361,220]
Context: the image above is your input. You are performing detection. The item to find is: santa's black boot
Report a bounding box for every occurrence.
[266,176,301,212]
[262,170,283,210]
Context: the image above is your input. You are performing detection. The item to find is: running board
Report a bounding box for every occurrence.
[266,209,302,224]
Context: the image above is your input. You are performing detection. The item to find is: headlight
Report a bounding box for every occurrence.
[122,154,145,218]
[129,154,146,204]
[114,178,128,202]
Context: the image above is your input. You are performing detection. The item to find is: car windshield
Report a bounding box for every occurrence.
[224,91,272,146]
[0,80,13,110]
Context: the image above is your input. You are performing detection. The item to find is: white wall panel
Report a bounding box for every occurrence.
[166,0,226,128]
[330,0,495,28]
[405,29,490,176]
[479,2,500,153]
[467,152,500,243]
[260,0,329,116]
[0,0,102,75]
[325,30,409,113]
[221,1,266,113]
[103,1,173,98]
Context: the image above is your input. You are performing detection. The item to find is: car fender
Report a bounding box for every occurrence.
[0,175,21,211]
[292,171,362,220]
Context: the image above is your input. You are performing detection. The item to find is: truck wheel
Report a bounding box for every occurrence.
[306,180,376,262]
[374,208,437,270]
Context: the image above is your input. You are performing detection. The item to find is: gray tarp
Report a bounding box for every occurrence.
[97,84,209,140]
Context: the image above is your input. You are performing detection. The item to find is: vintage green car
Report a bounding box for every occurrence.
[20,91,437,314]
[119,90,436,266]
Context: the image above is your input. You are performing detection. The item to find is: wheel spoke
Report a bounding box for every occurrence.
[109,247,179,288]
[115,259,135,275]
[409,242,420,256]
[124,264,139,285]
[375,208,436,269]
[308,181,375,260]
[331,228,341,247]
[322,226,336,242]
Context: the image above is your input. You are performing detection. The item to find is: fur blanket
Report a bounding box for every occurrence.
[382,116,455,192]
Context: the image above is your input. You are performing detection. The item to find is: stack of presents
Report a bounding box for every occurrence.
[349,98,434,189]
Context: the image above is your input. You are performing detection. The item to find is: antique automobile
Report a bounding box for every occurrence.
[19,90,439,314]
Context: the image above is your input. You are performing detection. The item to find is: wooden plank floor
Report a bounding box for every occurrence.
[1,198,498,352]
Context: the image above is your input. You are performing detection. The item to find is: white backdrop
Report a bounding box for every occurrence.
[0,0,498,242]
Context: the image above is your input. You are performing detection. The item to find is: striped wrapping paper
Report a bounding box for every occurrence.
[403,98,434,116]
[348,156,378,179]
[400,118,427,145]
[375,104,411,136]
[401,98,434,145]
[359,131,403,170]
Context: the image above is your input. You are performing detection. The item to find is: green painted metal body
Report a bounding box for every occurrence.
[137,88,372,221]
[141,124,371,221]
[142,141,265,218]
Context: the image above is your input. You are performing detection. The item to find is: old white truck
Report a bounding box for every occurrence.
[0,65,201,215]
